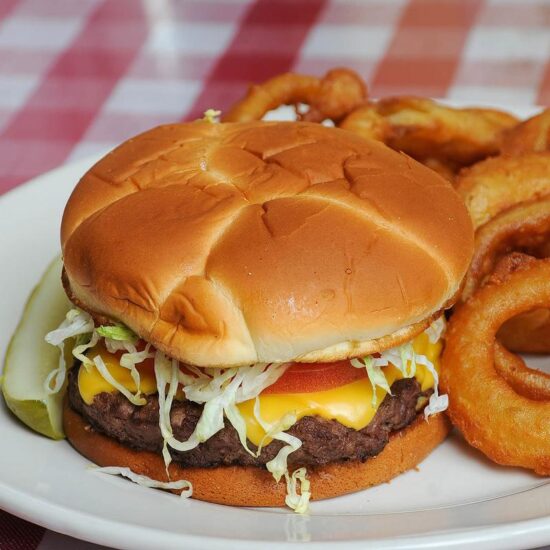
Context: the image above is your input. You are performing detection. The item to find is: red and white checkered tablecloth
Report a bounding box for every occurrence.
[1,0,549,548]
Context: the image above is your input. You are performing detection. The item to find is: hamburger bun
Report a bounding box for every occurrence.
[63,399,451,506]
[61,121,473,367]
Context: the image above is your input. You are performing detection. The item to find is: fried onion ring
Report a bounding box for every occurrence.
[464,250,550,378]
[498,307,550,354]
[494,340,550,401]
[442,259,550,475]
[222,68,367,124]
[501,109,550,156]
[375,97,518,166]
[462,198,550,302]
[490,253,550,354]
[338,103,391,142]
[463,213,550,356]
[338,102,459,181]
[455,153,550,230]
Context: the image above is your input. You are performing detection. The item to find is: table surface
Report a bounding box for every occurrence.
[1,0,549,548]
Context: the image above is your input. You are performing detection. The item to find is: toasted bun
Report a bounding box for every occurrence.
[63,401,451,506]
[61,121,473,366]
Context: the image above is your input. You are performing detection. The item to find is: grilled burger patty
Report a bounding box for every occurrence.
[68,367,424,468]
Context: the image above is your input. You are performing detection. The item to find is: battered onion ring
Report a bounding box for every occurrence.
[501,109,550,156]
[455,153,550,230]
[494,341,550,401]
[376,97,518,166]
[492,253,550,355]
[462,198,550,302]
[441,259,550,475]
[338,104,391,142]
[498,307,550,355]
[338,105,457,181]
[222,69,367,124]
[464,251,550,386]
[464,223,550,353]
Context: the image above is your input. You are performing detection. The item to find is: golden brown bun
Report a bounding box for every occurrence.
[62,121,473,367]
[63,401,451,506]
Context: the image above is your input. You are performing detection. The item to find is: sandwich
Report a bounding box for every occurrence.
[46,120,473,511]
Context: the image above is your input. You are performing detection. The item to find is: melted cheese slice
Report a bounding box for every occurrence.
[78,344,157,405]
[239,333,441,446]
[77,333,442,446]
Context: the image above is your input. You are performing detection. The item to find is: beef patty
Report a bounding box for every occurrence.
[68,367,425,468]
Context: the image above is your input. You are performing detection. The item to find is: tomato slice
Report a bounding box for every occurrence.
[102,341,367,395]
[262,360,367,395]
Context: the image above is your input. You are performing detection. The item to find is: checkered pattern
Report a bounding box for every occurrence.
[0,0,549,196]
[0,0,549,547]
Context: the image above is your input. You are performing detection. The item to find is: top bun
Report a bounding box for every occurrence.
[61,121,473,367]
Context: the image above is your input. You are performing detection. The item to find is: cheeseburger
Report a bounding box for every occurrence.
[46,121,473,512]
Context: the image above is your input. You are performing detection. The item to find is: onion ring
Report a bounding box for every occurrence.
[464,228,550,355]
[494,341,550,401]
[455,153,550,230]
[338,104,391,143]
[501,109,550,156]
[465,251,550,388]
[337,106,459,182]
[222,68,367,124]
[441,259,550,475]
[497,307,550,355]
[462,198,550,302]
[375,97,518,166]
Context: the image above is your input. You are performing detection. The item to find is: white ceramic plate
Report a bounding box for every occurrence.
[1,104,550,550]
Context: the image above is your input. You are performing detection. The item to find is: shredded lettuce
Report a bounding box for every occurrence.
[379,341,447,418]
[253,398,300,472]
[117,341,154,394]
[177,364,209,388]
[285,468,311,514]
[86,337,152,403]
[44,309,95,394]
[235,362,289,402]
[92,466,192,496]
[153,351,180,467]
[104,338,128,354]
[93,355,146,406]
[351,319,448,418]
[401,342,417,377]
[72,331,99,369]
[202,108,221,123]
[154,355,289,471]
[255,407,298,458]
[253,397,310,513]
[44,309,144,394]
[45,308,152,402]
[425,316,446,344]
[415,354,448,418]
[155,355,231,459]
[45,309,94,346]
[350,355,392,407]
[97,324,137,342]
[383,319,448,418]
[225,400,254,456]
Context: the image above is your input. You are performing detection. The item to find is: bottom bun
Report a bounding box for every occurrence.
[63,401,451,506]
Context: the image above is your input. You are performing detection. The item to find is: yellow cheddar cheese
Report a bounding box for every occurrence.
[77,332,442,446]
[78,344,157,405]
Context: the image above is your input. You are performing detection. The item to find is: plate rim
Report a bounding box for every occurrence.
[2,475,550,550]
